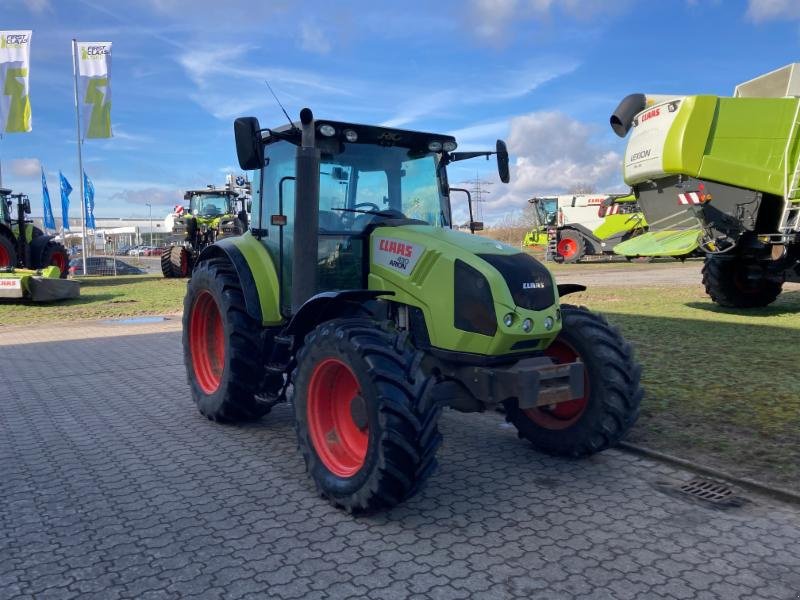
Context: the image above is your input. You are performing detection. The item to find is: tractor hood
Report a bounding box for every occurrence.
[613,229,702,257]
[367,225,561,356]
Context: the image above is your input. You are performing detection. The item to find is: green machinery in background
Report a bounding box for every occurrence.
[161,184,250,278]
[611,63,800,307]
[180,107,643,513]
[523,193,647,263]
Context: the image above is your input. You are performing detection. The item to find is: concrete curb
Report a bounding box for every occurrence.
[618,441,800,506]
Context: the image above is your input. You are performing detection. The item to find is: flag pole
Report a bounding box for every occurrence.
[71,39,88,276]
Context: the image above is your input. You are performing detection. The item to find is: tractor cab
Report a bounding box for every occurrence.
[186,189,238,219]
[237,113,509,315]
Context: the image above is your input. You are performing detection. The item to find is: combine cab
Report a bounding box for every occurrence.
[611,64,800,307]
[161,184,249,278]
[0,188,69,277]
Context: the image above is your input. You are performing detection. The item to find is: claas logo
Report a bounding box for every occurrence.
[1,34,29,48]
[81,45,109,60]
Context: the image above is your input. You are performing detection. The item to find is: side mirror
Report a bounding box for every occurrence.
[234,117,265,171]
[23,197,31,214]
[496,140,509,183]
[246,200,252,213]
[471,221,484,232]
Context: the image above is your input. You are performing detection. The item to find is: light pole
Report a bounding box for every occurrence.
[146,202,152,247]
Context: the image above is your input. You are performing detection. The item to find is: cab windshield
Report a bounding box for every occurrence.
[190,194,230,217]
[318,143,449,232]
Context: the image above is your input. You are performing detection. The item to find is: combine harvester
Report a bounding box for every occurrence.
[611,63,800,307]
[524,193,647,263]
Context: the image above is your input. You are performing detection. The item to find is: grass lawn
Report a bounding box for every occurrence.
[0,275,186,325]
[1,270,797,492]
[570,284,800,492]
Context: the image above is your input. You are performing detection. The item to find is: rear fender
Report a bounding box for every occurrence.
[196,235,282,325]
[29,234,54,268]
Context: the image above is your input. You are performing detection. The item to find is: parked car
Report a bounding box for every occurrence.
[68,257,146,276]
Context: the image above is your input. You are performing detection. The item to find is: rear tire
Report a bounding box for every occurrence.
[702,255,783,308]
[39,241,69,278]
[0,234,17,269]
[161,245,191,278]
[555,230,584,264]
[504,305,642,457]
[292,319,442,513]
[183,258,271,422]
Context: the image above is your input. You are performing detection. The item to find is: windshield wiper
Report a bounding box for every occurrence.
[331,207,400,218]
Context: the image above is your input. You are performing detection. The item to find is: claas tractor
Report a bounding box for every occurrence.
[533,193,647,263]
[610,63,800,307]
[0,188,69,277]
[182,108,643,513]
[161,186,249,278]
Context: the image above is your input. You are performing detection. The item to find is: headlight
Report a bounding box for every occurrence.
[344,129,358,142]
[503,313,514,327]
[442,141,457,152]
[522,318,533,333]
[319,124,336,137]
[428,141,443,152]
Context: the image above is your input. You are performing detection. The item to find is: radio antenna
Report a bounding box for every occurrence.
[264,80,296,130]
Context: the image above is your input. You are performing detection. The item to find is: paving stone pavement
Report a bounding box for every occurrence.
[1,330,799,600]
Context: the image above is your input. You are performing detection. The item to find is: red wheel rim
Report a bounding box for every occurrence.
[0,243,9,266]
[307,358,368,477]
[524,339,589,430]
[189,291,225,394]
[51,251,67,273]
[180,249,189,277]
[557,239,578,259]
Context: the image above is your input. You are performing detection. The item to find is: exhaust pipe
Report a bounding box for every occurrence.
[610,93,647,138]
[291,108,320,314]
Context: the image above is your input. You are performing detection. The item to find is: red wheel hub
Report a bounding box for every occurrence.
[524,339,589,429]
[189,291,225,394]
[557,238,578,259]
[51,251,67,273]
[0,244,9,267]
[307,358,368,477]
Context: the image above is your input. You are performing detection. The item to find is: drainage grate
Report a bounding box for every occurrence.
[679,478,734,503]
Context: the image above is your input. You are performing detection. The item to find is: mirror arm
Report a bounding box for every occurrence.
[447,151,494,163]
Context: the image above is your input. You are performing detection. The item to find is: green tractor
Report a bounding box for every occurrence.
[182,108,643,512]
[0,188,69,277]
[161,187,249,278]
[610,63,800,306]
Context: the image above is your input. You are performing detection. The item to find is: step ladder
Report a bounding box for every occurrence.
[780,100,800,238]
[545,228,558,262]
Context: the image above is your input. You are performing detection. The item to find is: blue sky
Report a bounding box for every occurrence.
[1,0,799,223]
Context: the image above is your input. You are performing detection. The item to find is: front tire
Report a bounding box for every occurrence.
[555,230,584,264]
[702,255,783,308]
[292,319,442,513]
[39,241,69,278]
[161,245,191,278]
[504,305,642,457]
[182,258,270,422]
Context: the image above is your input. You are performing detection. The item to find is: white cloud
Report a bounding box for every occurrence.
[9,158,41,178]
[746,0,800,22]
[299,22,332,54]
[24,0,52,14]
[479,111,623,222]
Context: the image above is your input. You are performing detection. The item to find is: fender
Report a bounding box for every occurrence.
[558,224,600,255]
[284,290,394,344]
[556,283,587,297]
[197,235,282,325]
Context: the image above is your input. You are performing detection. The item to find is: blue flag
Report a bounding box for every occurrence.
[83,171,96,229]
[59,171,72,231]
[42,167,56,231]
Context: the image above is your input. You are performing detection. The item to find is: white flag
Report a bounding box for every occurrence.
[0,30,32,133]
[76,41,112,139]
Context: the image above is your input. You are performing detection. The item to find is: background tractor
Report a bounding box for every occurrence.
[161,182,250,278]
[524,193,647,263]
[0,188,69,277]
[181,108,643,513]
[610,63,800,307]
[521,196,557,247]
